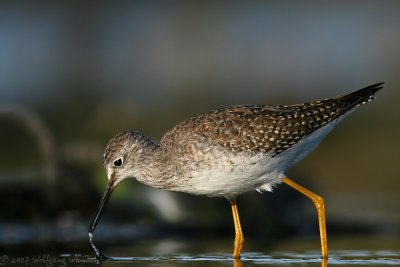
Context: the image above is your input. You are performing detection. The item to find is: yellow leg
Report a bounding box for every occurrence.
[230,199,244,259]
[321,258,328,267]
[282,177,328,259]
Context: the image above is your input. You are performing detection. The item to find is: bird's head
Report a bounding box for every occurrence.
[89,129,155,241]
[103,129,152,187]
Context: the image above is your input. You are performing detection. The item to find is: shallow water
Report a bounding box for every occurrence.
[2,237,399,266]
[4,250,398,267]
[95,251,400,266]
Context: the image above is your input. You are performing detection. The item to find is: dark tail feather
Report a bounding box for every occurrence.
[304,82,384,123]
[325,82,384,119]
[335,82,384,106]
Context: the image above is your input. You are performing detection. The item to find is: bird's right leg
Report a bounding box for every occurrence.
[282,177,328,259]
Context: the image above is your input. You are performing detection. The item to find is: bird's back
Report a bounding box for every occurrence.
[161,83,383,158]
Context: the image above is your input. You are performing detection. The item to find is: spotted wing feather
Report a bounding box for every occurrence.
[161,83,383,157]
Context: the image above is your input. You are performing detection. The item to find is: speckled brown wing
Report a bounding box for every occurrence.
[162,83,383,157]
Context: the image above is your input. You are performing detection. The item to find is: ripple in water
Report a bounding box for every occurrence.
[75,250,400,266]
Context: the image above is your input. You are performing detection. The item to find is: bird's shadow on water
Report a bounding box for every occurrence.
[85,251,400,266]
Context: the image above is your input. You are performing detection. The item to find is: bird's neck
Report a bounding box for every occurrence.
[132,140,172,190]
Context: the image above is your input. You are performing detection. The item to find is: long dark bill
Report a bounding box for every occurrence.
[88,181,115,260]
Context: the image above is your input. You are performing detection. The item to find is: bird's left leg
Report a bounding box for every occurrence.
[230,198,244,259]
[282,177,328,259]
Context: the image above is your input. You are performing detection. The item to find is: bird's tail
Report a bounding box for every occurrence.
[333,82,384,107]
[306,82,384,120]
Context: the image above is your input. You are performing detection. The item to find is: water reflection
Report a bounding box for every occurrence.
[1,251,395,267]
[89,251,400,266]
[95,254,326,266]
[78,236,400,266]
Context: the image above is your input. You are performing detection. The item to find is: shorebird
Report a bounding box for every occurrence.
[89,83,383,260]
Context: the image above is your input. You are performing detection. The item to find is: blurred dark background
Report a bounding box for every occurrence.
[0,0,399,255]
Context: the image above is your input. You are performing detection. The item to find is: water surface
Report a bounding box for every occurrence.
[58,250,400,266]
[2,237,399,266]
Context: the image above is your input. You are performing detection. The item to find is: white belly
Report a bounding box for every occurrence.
[183,153,282,197]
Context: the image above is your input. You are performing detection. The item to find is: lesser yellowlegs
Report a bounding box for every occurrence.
[89,83,383,260]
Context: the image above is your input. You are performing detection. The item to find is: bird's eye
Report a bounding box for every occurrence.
[113,158,123,167]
